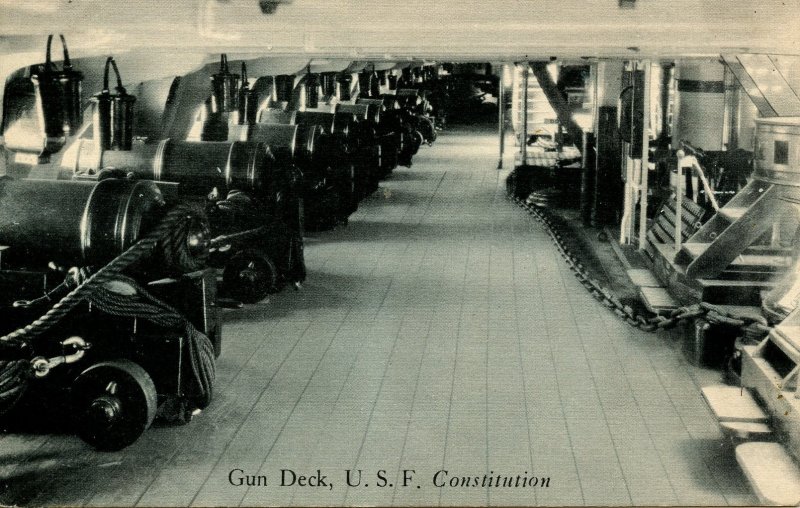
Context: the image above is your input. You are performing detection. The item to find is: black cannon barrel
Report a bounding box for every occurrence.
[331,110,362,152]
[293,110,332,131]
[338,103,379,124]
[357,98,401,174]
[332,105,381,194]
[381,94,399,109]
[358,97,403,134]
[246,121,331,169]
[295,122,325,160]
[258,109,294,125]
[100,140,273,196]
[246,123,299,165]
[288,111,359,216]
[0,178,165,267]
[335,104,378,151]
[356,98,385,118]
[295,110,360,154]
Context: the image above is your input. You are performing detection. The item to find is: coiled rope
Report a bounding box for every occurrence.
[0,202,207,348]
[88,275,215,408]
[0,201,211,415]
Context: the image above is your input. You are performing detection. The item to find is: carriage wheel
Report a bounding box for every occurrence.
[72,360,157,451]
[222,249,279,303]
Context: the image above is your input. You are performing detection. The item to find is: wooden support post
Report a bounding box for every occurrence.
[676,151,684,253]
[621,152,635,245]
[638,60,651,250]
[521,64,529,164]
[498,68,505,169]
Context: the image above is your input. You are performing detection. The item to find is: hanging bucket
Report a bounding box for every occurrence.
[304,73,319,109]
[369,69,380,97]
[92,57,136,151]
[320,72,336,98]
[31,34,84,138]
[337,73,352,101]
[274,75,295,102]
[6,34,86,158]
[210,54,239,113]
[358,71,371,97]
[237,62,258,125]
[200,96,228,142]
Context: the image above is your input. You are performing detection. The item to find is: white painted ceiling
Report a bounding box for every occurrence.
[1,0,798,62]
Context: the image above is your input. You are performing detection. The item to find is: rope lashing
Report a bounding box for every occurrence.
[0,201,208,349]
[88,275,215,406]
[0,202,212,415]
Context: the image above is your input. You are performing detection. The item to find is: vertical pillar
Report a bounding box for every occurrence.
[638,60,651,250]
[660,63,672,139]
[592,60,624,227]
[580,63,597,226]
[520,64,529,164]
[672,59,726,151]
[676,149,683,252]
[498,67,505,169]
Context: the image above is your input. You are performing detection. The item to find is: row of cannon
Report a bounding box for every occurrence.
[0,41,443,449]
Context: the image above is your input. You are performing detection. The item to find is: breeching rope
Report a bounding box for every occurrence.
[88,275,215,408]
[0,202,214,414]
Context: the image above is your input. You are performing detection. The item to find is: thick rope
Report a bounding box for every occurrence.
[0,202,209,415]
[0,359,28,414]
[88,276,215,405]
[158,202,210,274]
[0,202,207,349]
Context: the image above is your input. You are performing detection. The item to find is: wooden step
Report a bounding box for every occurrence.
[745,245,794,255]
[768,325,800,364]
[639,286,679,314]
[730,254,791,270]
[681,242,709,261]
[706,305,766,324]
[701,385,768,423]
[626,268,662,288]
[659,205,702,235]
[698,278,777,306]
[720,206,749,221]
[736,442,800,506]
[682,183,787,279]
[683,245,792,267]
[697,279,778,289]
[720,421,773,440]
[663,197,705,221]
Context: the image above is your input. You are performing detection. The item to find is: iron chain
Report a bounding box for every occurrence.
[513,197,771,338]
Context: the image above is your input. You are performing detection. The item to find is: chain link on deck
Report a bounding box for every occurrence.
[512,197,772,338]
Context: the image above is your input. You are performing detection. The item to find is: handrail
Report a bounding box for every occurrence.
[675,150,683,252]
[679,140,704,158]
[690,157,720,211]
[679,140,720,212]
[672,143,720,254]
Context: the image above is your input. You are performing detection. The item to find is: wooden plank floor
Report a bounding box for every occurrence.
[0,125,757,506]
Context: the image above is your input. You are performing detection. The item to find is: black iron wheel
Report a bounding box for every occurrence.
[71,360,157,451]
[222,249,278,303]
